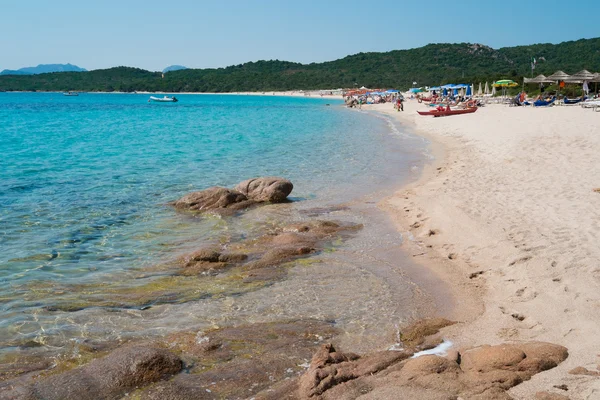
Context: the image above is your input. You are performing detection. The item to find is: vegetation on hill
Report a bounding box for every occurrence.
[1,38,598,92]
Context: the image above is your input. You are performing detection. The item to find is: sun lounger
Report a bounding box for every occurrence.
[533,96,556,107]
[581,100,600,108]
[563,96,586,105]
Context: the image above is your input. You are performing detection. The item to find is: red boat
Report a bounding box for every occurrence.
[417,107,478,117]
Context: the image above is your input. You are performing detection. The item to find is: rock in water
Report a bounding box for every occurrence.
[6,346,182,400]
[234,177,293,203]
[172,187,250,211]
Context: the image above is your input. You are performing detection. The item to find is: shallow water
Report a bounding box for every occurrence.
[0,93,431,359]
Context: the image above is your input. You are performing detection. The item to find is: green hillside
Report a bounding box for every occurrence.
[1,38,599,92]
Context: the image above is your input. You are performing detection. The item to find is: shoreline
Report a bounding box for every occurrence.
[0,95,445,389]
[367,100,600,399]
[5,93,596,398]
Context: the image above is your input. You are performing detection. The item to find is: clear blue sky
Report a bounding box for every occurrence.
[2,0,598,71]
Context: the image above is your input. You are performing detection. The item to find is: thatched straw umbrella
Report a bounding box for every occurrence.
[547,70,571,80]
[547,71,572,99]
[567,70,596,96]
[523,74,555,96]
[524,74,554,84]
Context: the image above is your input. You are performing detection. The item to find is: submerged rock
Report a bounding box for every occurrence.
[3,345,182,400]
[142,320,339,399]
[234,177,293,202]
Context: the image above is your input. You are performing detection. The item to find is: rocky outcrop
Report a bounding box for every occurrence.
[290,341,568,400]
[142,320,339,400]
[172,177,293,213]
[0,316,570,400]
[178,220,360,278]
[234,177,293,203]
[2,346,182,400]
[172,186,251,211]
[298,344,409,398]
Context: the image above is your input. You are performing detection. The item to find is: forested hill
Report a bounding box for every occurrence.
[1,38,599,92]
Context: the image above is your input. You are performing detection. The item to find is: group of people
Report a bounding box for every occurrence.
[345,92,404,109]
[416,91,481,109]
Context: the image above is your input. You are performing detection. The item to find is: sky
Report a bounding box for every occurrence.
[2,0,599,72]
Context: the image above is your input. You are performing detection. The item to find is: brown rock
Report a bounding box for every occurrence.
[399,318,456,350]
[7,346,182,400]
[181,248,221,265]
[518,342,569,368]
[535,391,570,400]
[352,351,411,376]
[178,261,228,275]
[217,252,248,263]
[460,344,526,373]
[172,186,251,211]
[298,344,360,398]
[290,340,569,400]
[244,247,315,270]
[234,177,293,203]
[400,355,461,381]
[461,368,523,391]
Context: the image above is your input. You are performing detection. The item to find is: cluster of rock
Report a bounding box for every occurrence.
[1,318,572,400]
[1,346,182,400]
[172,177,293,213]
[177,219,360,279]
[279,340,569,400]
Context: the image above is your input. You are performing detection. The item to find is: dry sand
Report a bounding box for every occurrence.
[367,100,600,399]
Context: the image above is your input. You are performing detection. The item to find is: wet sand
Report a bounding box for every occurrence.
[369,100,600,399]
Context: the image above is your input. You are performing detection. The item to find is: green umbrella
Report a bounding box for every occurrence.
[493,79,519,99]
[493,79,519,87]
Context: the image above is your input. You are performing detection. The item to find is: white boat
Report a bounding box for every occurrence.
[63,91,79,96]
[149,96,178,103]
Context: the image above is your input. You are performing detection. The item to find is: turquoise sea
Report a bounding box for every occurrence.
[0,93,431,358]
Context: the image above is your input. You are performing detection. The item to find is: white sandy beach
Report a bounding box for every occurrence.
[367,100,600,399]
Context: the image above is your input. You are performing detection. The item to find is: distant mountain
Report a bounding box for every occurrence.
[0,63,87,75]
[163,65,187,73]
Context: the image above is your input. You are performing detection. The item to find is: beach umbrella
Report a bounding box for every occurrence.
[466,84,472,96]
[547,71,571,81]
[524,74,555,94]
[442,88,448,97]
[385,89,399,93]
[493,80,518,98]
[484,82,490,95]
[477,82,482,95]
[568,70,596,96]
[547,71,571,99]
[493,79,519,87]
[569,70,595,81]
[491,85,496,96]
[523,74,554,84]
